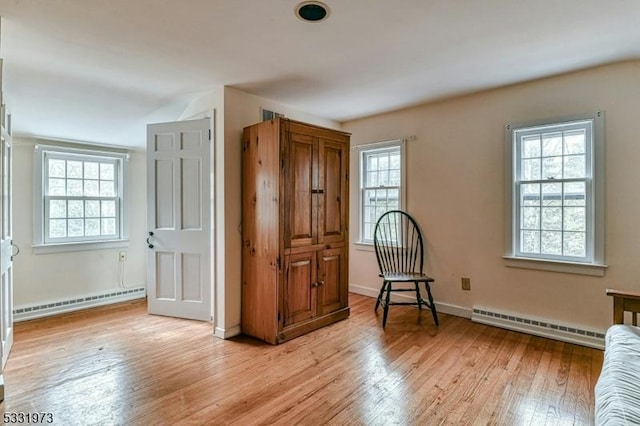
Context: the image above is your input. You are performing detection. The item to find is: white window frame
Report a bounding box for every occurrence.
[504,112,606,276]
[356,139,406,247]
[33,144,130,253]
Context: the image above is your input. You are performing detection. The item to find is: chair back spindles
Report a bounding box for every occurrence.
[373,210,424,275]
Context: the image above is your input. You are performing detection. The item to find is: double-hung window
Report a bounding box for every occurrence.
[505,112,605,275]
[358,140,405,244]
[33,144,129,251]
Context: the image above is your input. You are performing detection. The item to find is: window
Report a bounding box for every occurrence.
[358,140,405,244]
[505,112,605,275]
[33,144,129,251]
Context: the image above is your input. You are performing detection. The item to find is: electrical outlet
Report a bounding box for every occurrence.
[461,277,471,291]
[119,251,127,262]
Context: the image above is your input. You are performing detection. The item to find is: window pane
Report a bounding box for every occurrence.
[100,163,115,180]
[521,183,540,206]
[49,219,67,238]
[100,181,115,197]
[521,159,540,181]
[364,223,372,241]
[389,170,400,186]
[378,155,388,170]
[48,159,66,178]
[366,171,378,187]
[67,179,83,196]
[541,231,562,255]
[541,183,562,206]
[67,161,83,178]
[85,219,100,236]
[563,207,585,231]
[563,155,585,179]
[564,182,585,206]
[378,170,389,186]
[564,130,585,155]
[542,157,561,179]
[48,178,66,196]
[68,200,84,218]
[84,180,99,197]
[521,207,540,230]
[390,153,400,169]
[101,218,116,235]
[541,207,562,230]
[85,200,100,217]
[49,200,67,218]
[564,232,586,257]
[542,133,562,156]
[522,135,541,159]
[68,219,84,237]
[101,200,116,218]
[387,189,399,210]
[521,231,540,253]
[84,162,99,179]
[367,155,378,170]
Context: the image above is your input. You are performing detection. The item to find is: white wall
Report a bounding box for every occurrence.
[12,138,147,307]
[345,60,640,333]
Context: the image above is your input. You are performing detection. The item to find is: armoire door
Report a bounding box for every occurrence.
[318,247,347,316]
[317,138,348,245]
[286,132,316,248]
[283,251,317,327]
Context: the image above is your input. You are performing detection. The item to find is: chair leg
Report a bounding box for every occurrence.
[382,282,391,328]
[374,281,386,312]
[415,281,422,310]
[425,282,439,326]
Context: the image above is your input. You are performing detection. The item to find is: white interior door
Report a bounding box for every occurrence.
[0,121,14,399]
[146,118,211,321]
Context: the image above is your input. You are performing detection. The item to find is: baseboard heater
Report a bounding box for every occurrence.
[13,286,146,322]
[472,306,605,350]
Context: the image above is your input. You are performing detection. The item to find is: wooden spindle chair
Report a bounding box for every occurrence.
[373,210,438,328]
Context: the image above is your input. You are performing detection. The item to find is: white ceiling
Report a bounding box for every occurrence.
[1,0,639,148]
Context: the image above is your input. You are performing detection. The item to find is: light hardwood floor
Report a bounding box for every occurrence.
[1,294,603,425]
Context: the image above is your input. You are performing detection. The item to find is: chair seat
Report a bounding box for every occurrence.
[380,272,434,282]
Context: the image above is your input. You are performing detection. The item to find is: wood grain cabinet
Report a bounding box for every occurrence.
[242,118,350,344]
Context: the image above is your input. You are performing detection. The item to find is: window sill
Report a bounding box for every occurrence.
[353,241,375,252]
[503,256,607,277]
[33,239,130,254]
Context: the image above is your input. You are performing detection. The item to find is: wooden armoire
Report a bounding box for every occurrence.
[241,118,350,344]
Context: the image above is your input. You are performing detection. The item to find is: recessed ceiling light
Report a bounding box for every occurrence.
[295,1,330,23]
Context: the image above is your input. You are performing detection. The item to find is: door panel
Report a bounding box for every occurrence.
[318,139,347,244]
[181,158,202,230]
[147,119,211,321]
[287,133,315,247]
[318,247,346,315]
[283,251,316,327]
[154,159,175,229]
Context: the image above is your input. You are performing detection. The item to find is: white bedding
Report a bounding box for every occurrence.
[595,324,640,425]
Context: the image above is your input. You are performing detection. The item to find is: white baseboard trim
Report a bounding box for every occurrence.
[214,325,242,339]
[472,306,605,350]
[348,284,472,319]
[349,284,605,349]
[13,286,146,322]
